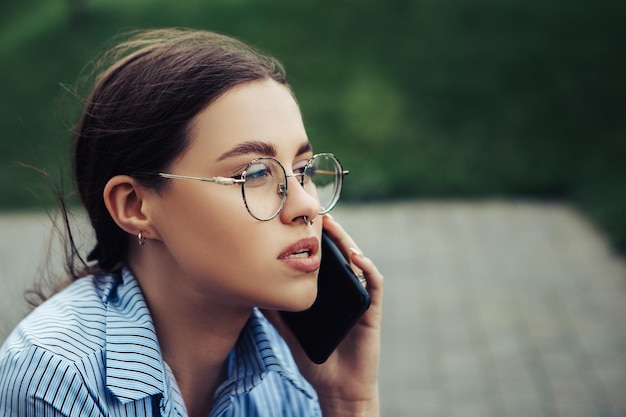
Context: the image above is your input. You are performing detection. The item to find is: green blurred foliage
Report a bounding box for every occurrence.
[1,0,624,251]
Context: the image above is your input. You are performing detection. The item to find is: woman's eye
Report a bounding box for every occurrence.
[292,165,313,186]
[304,166,317,177]
[245,163,272,182]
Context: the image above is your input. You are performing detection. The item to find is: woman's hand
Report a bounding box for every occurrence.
[265,214,384,417]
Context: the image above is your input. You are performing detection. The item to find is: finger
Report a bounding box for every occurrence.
[350,250,383,293]
[349,249,384,327]
[322,214,361,261]
[322,215,368,282]
[323,214,382,292]
[322,214,384,324]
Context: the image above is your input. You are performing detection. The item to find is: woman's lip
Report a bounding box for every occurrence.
[278,237,321,272]
[279,237,319,259]
[279,254,321,273]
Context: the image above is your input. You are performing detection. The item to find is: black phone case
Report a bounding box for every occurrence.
[280,231,371,364]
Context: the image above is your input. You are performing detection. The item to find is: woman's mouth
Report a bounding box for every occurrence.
[279,237,321,272]
[285,248,311,259]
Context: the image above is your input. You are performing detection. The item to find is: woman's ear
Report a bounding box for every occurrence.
[103,175,158,239]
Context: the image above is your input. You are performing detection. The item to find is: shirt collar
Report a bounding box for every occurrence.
[214,309,316,403]
[102,268,167,404]
[100,268,315,410]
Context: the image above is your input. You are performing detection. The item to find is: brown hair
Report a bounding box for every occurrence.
[70,28,288,276]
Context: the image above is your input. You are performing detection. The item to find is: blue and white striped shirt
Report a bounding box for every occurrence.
[0,268,321,416]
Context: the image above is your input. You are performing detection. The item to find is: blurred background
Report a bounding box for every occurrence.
[1,0,625,252]
[2,1,626,416]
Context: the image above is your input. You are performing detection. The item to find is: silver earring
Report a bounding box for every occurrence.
[137,231,146,246]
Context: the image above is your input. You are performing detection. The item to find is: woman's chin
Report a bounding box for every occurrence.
[280,286,318,312]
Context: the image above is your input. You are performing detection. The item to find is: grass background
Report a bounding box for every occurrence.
[1,0,624,252]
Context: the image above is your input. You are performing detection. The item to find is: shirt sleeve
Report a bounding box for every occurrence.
[0,345,104,417]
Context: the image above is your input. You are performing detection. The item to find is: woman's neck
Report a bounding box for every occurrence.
[158,319,240,417]
[128,245,252,417]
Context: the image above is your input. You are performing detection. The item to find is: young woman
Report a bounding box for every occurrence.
[0,29,383,417]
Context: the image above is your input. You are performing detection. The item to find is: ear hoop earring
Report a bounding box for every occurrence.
[302,216,314,226]
[137,231,146,246]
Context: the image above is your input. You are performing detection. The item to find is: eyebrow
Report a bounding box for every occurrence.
[217,140,312,161]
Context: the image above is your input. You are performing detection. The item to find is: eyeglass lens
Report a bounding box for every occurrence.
[241,154,343,221]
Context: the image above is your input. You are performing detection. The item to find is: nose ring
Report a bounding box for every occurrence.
[303,216,314,226]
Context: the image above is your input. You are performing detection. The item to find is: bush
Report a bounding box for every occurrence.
[1,0,624,252]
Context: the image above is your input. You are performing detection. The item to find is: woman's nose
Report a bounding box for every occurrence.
[279,176,320,225]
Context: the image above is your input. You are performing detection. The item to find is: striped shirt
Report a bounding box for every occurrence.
[0,268,321,416]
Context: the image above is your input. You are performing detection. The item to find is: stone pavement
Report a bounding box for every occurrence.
[1,201,626,416]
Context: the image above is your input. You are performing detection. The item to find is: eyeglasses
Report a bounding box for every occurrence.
[138,153,348,221]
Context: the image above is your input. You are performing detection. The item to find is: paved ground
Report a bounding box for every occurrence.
[1,201,626,416]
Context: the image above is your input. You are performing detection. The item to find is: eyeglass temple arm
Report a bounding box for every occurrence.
[308,169,349,176]
[156,173,245,185]
[145,169,348,184]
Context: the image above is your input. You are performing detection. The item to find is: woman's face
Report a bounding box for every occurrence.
[146,79,323,313]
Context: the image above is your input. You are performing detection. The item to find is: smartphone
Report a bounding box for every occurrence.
[280,231,371,364]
